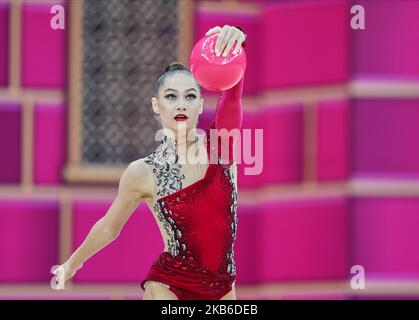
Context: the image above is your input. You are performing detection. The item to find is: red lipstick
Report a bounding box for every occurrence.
[174,114,188,122]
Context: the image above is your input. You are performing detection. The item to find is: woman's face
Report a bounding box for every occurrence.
[152,73,203,135]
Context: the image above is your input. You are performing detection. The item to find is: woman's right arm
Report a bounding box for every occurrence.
[51,159,152,290]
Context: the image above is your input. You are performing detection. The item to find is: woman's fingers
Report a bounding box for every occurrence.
[211,25,245,57]
[50,268,60,290]
[233,36,245,54]
[50,265,66,290]
[206,25,246,56]
[206,25,245,56]
[222,34,240,57]
[215,25,231,56]
[50,274,58,290]
[55,268,62,290]
[56,268,64,290]
[50,264,59,275]
[205,26,221,36]
[219,27,236,57]
[58,272,65,290]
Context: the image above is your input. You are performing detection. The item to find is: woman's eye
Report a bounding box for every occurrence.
[187,94,197,99]
[165,94,176,100]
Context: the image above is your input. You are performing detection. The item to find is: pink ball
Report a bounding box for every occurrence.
[189,34,246,92]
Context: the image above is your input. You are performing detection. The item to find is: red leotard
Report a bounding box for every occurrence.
[140,75,244,300]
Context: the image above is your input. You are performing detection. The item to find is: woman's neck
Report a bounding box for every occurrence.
[174,131,198,154]
[161,126,199,154]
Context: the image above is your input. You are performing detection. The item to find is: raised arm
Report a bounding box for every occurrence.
[51,160,152,290]
[205,75,244,165]
[212,74,244,131]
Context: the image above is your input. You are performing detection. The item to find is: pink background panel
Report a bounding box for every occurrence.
[316,99,350,181]
[233,205,260,283]
[351,197,419,278]
[237,111,263,188]
[351,0,419,79]
[72,200,163,283]
[262,0,349,88]
[193,11,261,95]
[0,3,9,86]
[0,103,21,183]
[259,197,349,282]
[34,103,66,184]
[21,2,67,88]
[260,104,304,185]
[0,199,59,281]
[352,99,419,178]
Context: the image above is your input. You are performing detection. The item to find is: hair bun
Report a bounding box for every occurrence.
[165,62,188,73]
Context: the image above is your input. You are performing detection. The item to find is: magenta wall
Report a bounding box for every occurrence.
[261,0,349,88]
[0,199,59,282]
[351,197,419,279]
[0,103,21,183]
[258,197,349,282]
[316,99,350,181]
[0,3,9,86]
[21,2,67,88]
[34,103,67,184]
[352,99,419,179]
[351,0,419,79]
[258,104,303,185]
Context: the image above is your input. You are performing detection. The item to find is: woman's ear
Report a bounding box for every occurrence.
[151,97,159,114]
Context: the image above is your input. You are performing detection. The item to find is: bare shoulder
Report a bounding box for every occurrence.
[122,158,154,199]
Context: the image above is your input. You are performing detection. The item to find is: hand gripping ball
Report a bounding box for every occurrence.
[189,34,246,92]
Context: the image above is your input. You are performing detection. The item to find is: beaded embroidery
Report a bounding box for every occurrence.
[153,200,187,258]
[144,135,185,198]
[224,163,238,276]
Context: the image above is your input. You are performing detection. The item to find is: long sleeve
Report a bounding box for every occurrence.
[206,75,244,164]
[211,74,244,131]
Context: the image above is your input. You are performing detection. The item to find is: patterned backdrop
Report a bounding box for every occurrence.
[82,0,180,164]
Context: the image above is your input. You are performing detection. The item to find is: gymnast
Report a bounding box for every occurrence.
[51,25,247,300]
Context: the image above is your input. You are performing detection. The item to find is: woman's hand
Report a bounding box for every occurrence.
[50,262,81,290]
[205,25,246,57]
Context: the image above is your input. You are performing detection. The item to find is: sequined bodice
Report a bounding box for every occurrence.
[144,125,238,276]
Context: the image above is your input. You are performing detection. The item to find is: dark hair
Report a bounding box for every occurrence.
[154,62,201,98]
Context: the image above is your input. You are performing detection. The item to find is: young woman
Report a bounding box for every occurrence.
[51,25,247,300]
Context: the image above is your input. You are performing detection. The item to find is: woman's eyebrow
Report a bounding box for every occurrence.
[164,88,197,93]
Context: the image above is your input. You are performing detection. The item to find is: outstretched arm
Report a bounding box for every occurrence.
[51,160,152,290]
[68,162,148,265]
